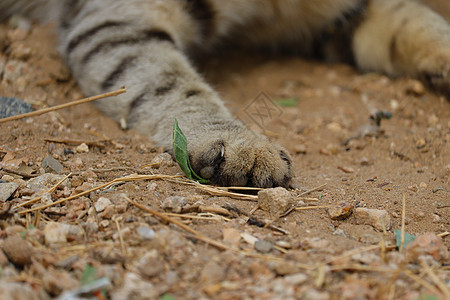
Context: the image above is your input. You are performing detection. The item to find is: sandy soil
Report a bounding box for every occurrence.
[0,2,449,299]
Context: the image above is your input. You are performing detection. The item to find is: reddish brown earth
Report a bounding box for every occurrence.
[0,2,449,299]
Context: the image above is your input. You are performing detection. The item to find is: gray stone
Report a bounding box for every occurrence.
[0,182,19,201]
[0,97,33,118]
[255,239,273,253]
[95,197,112,212]
[162,196,187,213]
[137,226,155,240]
[42,156,64,174]
[27,173,70,192]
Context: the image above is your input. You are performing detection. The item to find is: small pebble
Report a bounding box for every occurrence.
[407,184,419,192]
[360,157,370,166]
[333,228,346,237]
[415,139,426,149]
[419,182,427,189]
[327,202,353,220]
[305,237,331,250]
[327,122,342,132]
[137,226,155,240]
[1,175,14,182]
[99,220,110,228]
[390,99,399,111]
[275,240,292,249]
[254,240,273,253]
[73,158,83,168]
[1,235,33,266]
[414,211,425,221]
[42,156,64,174]
[0,182,19,201]
[258,187,293,217]
[147,182,157,191]
[274,262,300,276]
[162,196,187,213]
[82,222,99,234]
[151,153,174,168]
[76,143,89,153]
[354,207,391,231]
[432,214,440,223]
[337,165,354,173]
[406,80,425,96]
[99,205,115,219]
[95,197,112,212]
[293,144,307,154]
[284,273,308,285]
[44,222,83,244]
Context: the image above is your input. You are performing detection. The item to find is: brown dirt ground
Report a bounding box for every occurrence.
[0,2,449,299]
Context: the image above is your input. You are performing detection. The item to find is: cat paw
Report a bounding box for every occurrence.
[187,129,292,188]
[418,56,449,99]
[421,70,449,99]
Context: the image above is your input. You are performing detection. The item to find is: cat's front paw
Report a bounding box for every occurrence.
[188,129,292,188]
[421,67,449,98]
[418,53,449,98]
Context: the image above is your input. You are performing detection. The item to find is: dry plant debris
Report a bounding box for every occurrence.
[0,17,449,299]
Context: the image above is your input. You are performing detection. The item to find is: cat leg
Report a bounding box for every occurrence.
[352,0,449,95]
[58,0,292,187]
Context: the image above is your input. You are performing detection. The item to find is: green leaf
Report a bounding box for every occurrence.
[413,295,439,300]
[275,97,299,107]
[159,294,177,300]
[394,229,416,250]
[80,264,97,286]
[173,118,209,184]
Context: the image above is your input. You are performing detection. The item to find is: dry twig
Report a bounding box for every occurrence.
[17,174,182,215]
[403,270,441,297]
[0,87,126,124]
[0,167,38,178]
[13,173,72,209]
[45,138,107,148]
[421,261,450,298]
[295,205,332,211]
[297,183,327,197]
